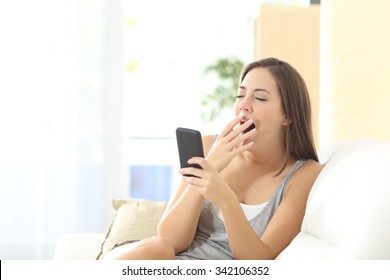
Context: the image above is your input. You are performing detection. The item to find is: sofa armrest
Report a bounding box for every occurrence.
[53,233,105,260]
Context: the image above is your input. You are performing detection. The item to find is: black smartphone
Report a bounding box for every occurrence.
[176,127,204,176]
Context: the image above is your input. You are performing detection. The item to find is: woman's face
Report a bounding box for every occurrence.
[234,67,287,146]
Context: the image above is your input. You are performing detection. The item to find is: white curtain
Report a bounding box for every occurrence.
[0,0,126,259]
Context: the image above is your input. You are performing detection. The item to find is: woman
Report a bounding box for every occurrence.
[104,57,323,260]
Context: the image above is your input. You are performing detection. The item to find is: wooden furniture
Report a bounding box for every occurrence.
[254,5,320,147]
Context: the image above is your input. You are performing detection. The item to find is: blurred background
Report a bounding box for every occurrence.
[1,0,389,259]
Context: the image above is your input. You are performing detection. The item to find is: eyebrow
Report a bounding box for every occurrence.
[239,86,271,94]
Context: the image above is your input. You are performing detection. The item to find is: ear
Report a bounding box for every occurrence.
[282,115,291,126]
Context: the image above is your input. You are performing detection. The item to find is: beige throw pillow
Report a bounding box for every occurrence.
[96,198,167,259]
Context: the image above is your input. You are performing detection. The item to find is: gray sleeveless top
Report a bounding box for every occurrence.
[176,159,306,260]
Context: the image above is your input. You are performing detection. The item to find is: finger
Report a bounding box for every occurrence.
[219,115,244,138]
[184,175,203,187]
[219,119,254,150]
[231,141,254,155]
[228,118,254,138]
[230,125,256,147]
[216,118,250,147]
[179,166,204,178]
[187,157,213,171]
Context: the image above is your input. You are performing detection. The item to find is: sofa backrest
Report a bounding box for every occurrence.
[277,139,390,259]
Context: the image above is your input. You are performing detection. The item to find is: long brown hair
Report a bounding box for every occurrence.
[240,57,318,175]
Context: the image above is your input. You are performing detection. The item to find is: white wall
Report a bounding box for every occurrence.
[320,0,390,146]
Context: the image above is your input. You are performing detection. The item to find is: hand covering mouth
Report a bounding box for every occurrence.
[241,121,256,134]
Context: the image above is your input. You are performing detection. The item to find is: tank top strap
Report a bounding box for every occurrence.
[280,159,307,196]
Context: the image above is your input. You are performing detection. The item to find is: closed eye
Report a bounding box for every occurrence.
[236,96,267,101]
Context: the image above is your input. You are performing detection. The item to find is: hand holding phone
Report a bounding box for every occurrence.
[176,127,204,177]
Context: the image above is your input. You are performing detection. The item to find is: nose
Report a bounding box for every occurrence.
[238,96,253,113]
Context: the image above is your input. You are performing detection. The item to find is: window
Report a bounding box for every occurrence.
[121,0,310,200]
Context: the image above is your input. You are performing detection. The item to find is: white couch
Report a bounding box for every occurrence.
[54,138,390,260]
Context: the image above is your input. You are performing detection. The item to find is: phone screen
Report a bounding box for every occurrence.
[176,127,204,176]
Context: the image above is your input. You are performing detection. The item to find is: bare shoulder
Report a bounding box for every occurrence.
[286,159,323,194]
[261,160,323,257]
[297,159,323,178]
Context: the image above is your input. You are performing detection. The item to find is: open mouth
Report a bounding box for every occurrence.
[241,122,256,134]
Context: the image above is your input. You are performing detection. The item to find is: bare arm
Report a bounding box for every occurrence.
[221,160,323,259]
[182,159,322,259]
[156,135,214,253]
[158,115,256,254]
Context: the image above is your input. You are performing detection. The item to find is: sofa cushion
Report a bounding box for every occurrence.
[278,139,390,259]
[304,139,380,246]
[276,232,337,259]
[96,198,167,259]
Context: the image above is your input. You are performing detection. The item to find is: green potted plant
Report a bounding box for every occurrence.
[201,56,244,123]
